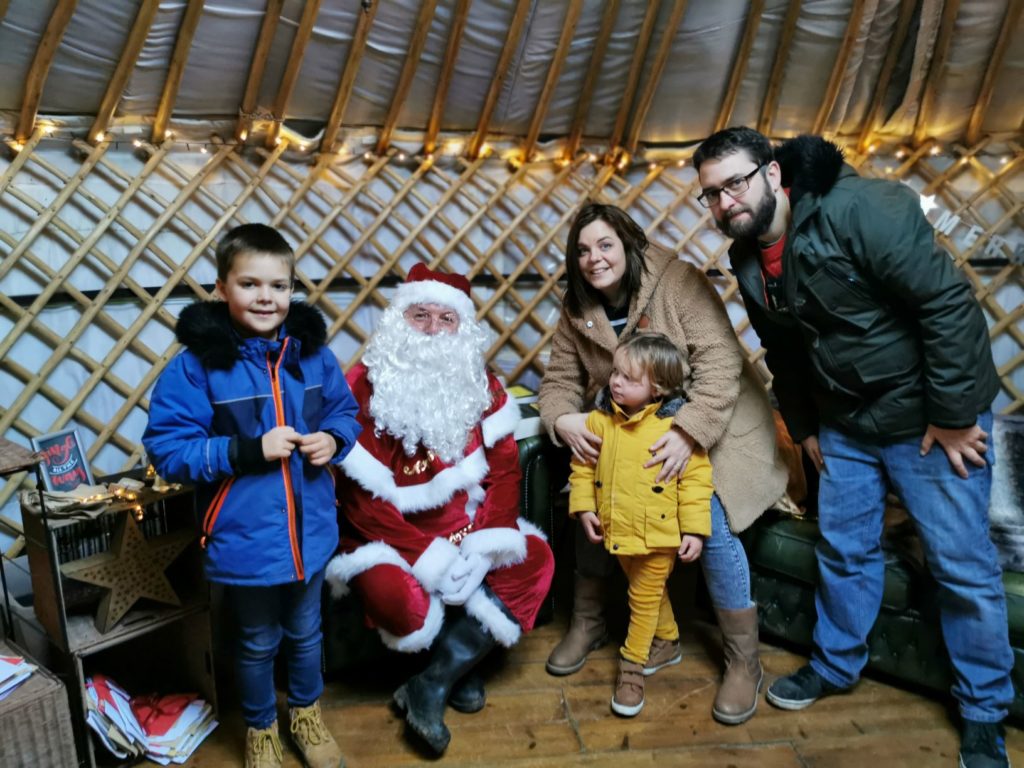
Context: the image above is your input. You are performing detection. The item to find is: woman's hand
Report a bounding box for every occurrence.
[644,425,696,483]
[578,512,604,544]
[555,412,602,465]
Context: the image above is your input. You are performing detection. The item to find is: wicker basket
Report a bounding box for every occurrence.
[0,641,77,768]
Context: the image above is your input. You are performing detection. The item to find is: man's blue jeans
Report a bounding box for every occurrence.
[226,570,326,729]
[812,412,1013,722]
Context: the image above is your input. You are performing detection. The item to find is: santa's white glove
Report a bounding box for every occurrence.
[441,553,489,606]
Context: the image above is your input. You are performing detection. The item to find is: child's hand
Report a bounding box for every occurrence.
[579,512,604,544]
[677,534,703,563]
[298,432,337,466]
[262,426,302,461]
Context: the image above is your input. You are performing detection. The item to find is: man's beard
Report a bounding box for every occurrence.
[363,307,493,464]
[715,187,777,240]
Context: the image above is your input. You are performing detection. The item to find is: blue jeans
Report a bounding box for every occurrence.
[226,570,326,729]
[811,412,1013,722]
[576,493,752,611]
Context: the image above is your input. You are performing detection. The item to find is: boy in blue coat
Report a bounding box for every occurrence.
[144,223,360,768]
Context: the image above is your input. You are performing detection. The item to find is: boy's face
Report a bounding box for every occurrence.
[609,348,656,415]
[215,252,293,339]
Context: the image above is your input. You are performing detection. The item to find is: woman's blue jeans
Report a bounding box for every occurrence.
[576,493,752,611]
[811,412,1013,722]
[226,570,326,729]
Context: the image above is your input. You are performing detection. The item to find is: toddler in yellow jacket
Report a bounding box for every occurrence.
[569,332,713,717]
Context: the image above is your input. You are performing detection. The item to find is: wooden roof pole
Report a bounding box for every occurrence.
[234,0,285,143]
[562,0,621,162]
[624,0,689,155]
[606,0,662,160]
[152,0,205,144]
[965,0,1023,146]
[855,0,916,153]
[757,0,802,137]
[714,0,764,134]
[265,0,323,148]
[424,0,473,156]
[812,0,867,136]
[0,1,10,23]
[912,0,962,146]
[465,0,531,160]
[15,0,78,142]
[521,0,584,162]
[319,0,378,154]
[89,0,160,144]
[376,0,440,154]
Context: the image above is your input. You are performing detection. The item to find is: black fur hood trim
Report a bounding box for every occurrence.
[774,135,846,204]
[175,301,328,370]
[595,386,686,418]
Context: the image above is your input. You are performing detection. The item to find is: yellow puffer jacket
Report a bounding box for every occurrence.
[568,396,713,557]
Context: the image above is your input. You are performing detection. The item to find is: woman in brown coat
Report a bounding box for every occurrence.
[539,202,788,725]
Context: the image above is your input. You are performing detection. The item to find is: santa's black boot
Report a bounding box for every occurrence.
[393,591,517,754]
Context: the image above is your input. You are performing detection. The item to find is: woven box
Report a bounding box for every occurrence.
[0,641,77,768]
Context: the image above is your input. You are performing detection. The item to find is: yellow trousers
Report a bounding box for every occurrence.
[616,550,679,664]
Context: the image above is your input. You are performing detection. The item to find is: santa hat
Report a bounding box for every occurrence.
[391,263,476,321]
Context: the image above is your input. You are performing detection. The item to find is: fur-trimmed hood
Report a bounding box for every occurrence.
[175,300,328,370]
[774,135,847,205]
[594,386,686,419]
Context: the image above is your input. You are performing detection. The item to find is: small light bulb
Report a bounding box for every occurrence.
[199,145,208,154]
[94,132,105,142]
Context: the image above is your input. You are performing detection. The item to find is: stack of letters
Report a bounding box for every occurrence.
[0,653,36,700]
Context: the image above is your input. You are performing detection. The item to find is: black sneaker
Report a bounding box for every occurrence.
[765,664,847,710]
[959,720,1010,768]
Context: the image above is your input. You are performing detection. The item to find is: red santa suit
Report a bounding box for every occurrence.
[326,362,554,652]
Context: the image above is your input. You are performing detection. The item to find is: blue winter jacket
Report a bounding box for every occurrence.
[143,301,360,586]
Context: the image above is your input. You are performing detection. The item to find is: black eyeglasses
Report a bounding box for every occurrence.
[697,164,765,208]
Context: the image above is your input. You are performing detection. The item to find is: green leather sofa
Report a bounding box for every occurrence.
[742,513,1024,720]
[322,434,559,675]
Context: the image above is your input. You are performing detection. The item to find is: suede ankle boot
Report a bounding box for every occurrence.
[244,722,283,768]
[289,700,344,768]
[546,573,608,675]
[712,606,764,725]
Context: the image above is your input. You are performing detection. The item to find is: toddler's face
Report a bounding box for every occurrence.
[215,252,293,339]
[609,349,656,414]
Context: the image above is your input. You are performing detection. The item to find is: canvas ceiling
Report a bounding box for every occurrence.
[0,0,1021,154]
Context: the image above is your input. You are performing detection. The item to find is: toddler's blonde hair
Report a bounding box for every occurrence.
[615,332,688,400]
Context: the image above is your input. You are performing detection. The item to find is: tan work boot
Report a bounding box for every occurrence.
[712,606,764,725]
[643,636,682,676]
[546,573,608,675]
[244,722,283,768]
[611,658,646,717]
[289,700,344,768]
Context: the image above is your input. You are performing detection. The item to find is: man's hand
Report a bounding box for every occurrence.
[920,423,988,479]
[578,511,604,544]
[262,426,302,461]
[677,534,703,563]
[298,431,337,466]
[645,425,695,483]
[555,413,602,465]
[441,553,489,606]
[801,435,824,473]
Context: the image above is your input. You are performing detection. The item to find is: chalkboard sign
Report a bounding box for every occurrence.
[30,428,95,491]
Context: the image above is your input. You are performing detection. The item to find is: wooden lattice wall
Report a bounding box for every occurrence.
[1,133,1022,538]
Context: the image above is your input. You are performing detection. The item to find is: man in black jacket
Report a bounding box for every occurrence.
[694,127,1013,768]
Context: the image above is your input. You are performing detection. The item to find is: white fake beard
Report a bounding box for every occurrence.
[364,307,493,464]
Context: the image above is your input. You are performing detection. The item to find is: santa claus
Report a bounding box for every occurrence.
[326,264,555,754]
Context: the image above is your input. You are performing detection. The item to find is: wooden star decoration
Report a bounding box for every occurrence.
[60,512,194,633]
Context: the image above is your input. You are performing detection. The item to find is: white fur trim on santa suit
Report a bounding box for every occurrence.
[391,279,476,323]
[324,540,410,598]
[380,594,445,653]
[515,517,548,542]
[341,440,489,515]
[481,390,520,448]
[460,526,527,569]
[465,587,521,647]
[411,536,461,592]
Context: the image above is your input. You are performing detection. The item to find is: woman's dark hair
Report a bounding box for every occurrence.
[564,203,648,317]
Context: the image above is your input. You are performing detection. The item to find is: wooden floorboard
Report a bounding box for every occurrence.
[180,619,1023,767]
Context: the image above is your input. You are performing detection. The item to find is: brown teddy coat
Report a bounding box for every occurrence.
[539,245,788,533]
